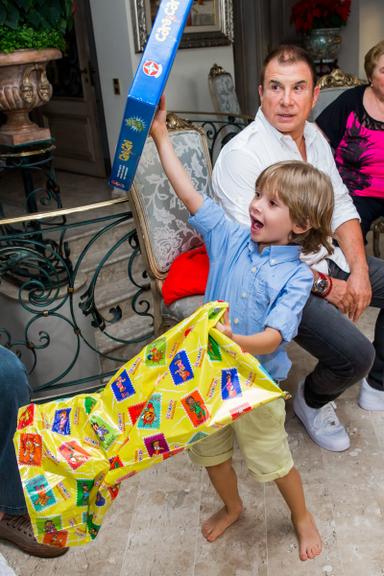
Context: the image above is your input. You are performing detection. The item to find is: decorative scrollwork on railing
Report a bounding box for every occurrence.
[169,111,252,163]
[0,204,154,397]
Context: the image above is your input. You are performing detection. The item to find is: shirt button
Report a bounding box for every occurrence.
[271,259,275,264]
[251,266,256,273]
[233,318,239,325]
[241,292,247,299]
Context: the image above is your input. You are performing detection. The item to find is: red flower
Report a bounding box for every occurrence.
[291,0,351,33]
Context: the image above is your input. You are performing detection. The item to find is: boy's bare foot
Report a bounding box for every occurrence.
[202,502,243,542]
[292,511,322,561]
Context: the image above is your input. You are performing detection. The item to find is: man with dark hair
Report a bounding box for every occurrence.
[0,346,68,557]
[212,44,384,452]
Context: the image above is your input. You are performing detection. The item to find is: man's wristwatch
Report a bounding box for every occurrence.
[312,271,332,298]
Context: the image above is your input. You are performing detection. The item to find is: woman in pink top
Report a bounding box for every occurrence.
[317,40,384,241]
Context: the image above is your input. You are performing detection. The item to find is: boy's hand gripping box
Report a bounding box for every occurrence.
[109,0,194,191]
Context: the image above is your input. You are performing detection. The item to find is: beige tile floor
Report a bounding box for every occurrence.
[1,172,384,575]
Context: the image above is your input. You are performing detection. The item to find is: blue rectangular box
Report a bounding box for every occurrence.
[109,0,194,191]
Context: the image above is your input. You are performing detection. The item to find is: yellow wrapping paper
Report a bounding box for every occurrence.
[13,301,286,548]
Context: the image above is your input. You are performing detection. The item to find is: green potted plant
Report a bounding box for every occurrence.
[0,0,74,145]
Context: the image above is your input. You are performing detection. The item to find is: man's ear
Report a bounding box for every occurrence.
[311,84,320,109]
[258,84,264,101]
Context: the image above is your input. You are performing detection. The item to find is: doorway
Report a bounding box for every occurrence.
[43,0,110,177]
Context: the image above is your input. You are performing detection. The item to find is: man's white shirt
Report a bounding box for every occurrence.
[211,108,360,273]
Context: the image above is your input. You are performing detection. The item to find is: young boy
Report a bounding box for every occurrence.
[150,96,334,561]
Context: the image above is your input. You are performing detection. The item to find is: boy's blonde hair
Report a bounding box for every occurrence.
[256,161,334,255]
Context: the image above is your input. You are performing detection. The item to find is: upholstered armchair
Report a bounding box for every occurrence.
[312,68,366,119]
[208,63,242,115]
[130,115,211,336]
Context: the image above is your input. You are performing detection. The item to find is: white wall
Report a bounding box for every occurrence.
[90,0,234,158]
[338,0,384,79]
[338,0,360,76]
[131,46,234,112]
[358,0,384,77]
[90,0,135,160]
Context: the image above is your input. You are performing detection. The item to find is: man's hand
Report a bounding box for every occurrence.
[326,272,371,321]
[332,219,371,321]
[325,278,350,313]
[345,269,372,321]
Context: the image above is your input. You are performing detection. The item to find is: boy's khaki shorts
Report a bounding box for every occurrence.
[188,398,293,482]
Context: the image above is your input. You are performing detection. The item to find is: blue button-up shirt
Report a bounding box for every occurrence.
[189,198,313,381]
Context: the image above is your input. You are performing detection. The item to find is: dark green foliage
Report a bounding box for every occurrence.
[0,0,73,52]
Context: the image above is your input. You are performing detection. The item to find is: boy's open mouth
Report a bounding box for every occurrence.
[252,218,264,230]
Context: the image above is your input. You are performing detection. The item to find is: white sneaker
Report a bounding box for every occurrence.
[358,378,384,411]
[293,381,350,452]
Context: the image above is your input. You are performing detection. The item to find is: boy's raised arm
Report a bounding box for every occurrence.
[150,96,204,215]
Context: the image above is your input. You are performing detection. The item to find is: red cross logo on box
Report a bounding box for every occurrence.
[143,60,163,78]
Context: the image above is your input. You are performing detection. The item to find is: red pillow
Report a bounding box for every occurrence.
[162,245,209,306]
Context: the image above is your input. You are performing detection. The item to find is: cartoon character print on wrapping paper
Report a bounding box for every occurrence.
[128,401,146,426]
[84,396,97,415]
[138,393,161,430]
[144,433,170,458]
[109,455,123,470]
[108,485,120,500]
[26,475,56,512]
[181,390,209,428]
[90,416,119,450]
[19,433,42,466]
[87,513,101,541]
[145,337,166,367]
[111,369,136,402]
[207,334,222,362]
[221,368,242,400]
[36,515,62,535]
[17,404,34,429]
[169,350,194,385]
[36,517,68,548]
[52,408,71,436]
[95,491,106,507]
[76,479,94,506]
[59,441,91,471]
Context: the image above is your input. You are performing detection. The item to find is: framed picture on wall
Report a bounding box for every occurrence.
[131,0,234,52]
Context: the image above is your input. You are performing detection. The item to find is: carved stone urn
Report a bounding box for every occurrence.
[0,48,62,146]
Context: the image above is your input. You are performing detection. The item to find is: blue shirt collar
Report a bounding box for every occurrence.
[248,241,302,265]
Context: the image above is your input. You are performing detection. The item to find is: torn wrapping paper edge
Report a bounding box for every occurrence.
[14,301,286,547]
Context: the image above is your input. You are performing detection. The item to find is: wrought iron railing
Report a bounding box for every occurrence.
[0,113,251,400]
[171,110,252,163]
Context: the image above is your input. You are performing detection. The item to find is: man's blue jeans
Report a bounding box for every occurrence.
[0,346,31,515]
